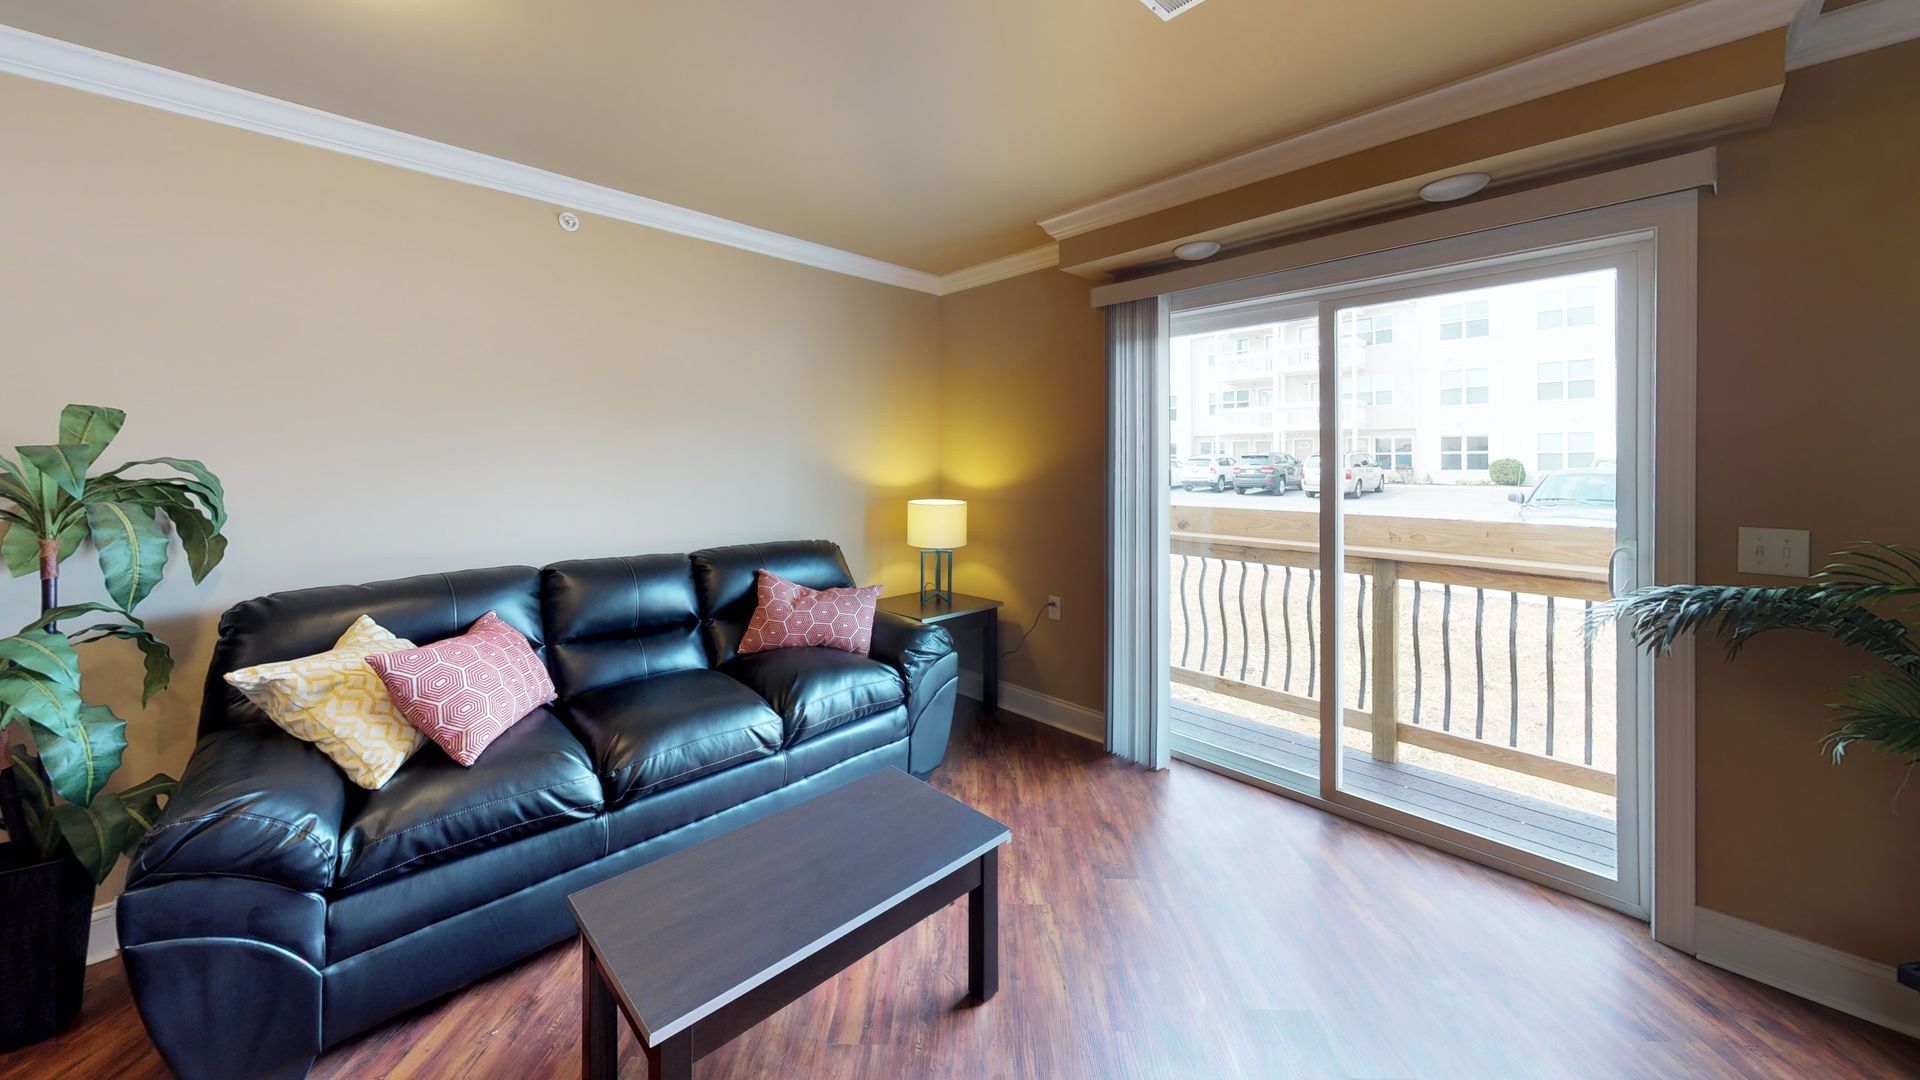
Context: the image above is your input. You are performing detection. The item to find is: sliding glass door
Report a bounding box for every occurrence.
[1164,218,1657,915]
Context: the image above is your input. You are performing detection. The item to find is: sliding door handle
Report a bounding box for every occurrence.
[1607,544,1636,598]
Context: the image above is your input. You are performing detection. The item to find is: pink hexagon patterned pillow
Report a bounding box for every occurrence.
[738,570,882,657]
[365,611,557,766]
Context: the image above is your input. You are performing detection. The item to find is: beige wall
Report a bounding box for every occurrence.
[0,74,941,894]
[1692,39,1920,962]
[936,272,1107,714]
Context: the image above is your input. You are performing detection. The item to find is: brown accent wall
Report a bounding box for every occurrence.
[0,74,942,897]
[1692,39,1920,962]
[936,273,1107,715]
[946,40,1920,962]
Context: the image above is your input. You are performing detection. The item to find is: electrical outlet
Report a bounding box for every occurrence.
[1046,595,1062,621]
[1737,527,1811,577]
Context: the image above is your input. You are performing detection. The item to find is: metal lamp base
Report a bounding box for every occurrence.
[919,549,954,605]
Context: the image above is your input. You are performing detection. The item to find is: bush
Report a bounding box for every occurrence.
[1489,458,1526,486]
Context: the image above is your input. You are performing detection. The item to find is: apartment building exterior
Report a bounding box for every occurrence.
[1170,270,1617,484]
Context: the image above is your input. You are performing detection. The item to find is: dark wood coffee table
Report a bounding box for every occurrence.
[568,767,1010,1079]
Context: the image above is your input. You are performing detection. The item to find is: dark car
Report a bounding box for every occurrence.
[1232,452,1302,495]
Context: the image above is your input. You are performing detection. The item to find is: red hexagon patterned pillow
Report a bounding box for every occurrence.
[365,610,557,766]
[738,570,882,657]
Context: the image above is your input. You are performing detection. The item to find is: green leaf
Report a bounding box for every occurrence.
[105,484,227,583]
[31,702,126,807]
[83,625,174,704]
[0,511,85,579]
[103,458,227,529]
[116,772,176,841]
[87,501,171,611]
[53,795,132,884]
[0,663,83,734]
[57,404,125,459]
[0,628,81,689]
[15,445,92,501]
[9,744,64,858]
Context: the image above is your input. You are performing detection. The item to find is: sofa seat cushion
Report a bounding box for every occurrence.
[723,647,906,747]
[563,669,784,806]
[334,707,601,892]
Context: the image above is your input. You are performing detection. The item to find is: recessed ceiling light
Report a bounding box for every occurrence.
[1173,240,1222,261]
[1418,173,1492,203]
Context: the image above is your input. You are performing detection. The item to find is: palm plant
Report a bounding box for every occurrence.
[1593,542,1920,765]
[0,404,228,882]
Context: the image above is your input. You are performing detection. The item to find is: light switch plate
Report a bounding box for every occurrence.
[1737,527,1811,577]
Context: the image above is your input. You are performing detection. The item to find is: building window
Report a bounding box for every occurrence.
[1536,285,1597,330]
[1215,389,1251,410]
[1343,376,1392,405]
[1536,359,1597,400]
[1169,395,1178,421]
[1440,435,1490,471]
[1537,432,1597,472]
[1439,368,1489,406]
[1439,298,1490,340]
[1373,436,1413,471]
[1197,440,1214,455]
[1293,438,1313,457]
[1234,337,1252,353]
[1347,312,1394,346]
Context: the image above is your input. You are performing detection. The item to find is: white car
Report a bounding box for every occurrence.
[1508,466,1616,525]
[1177,455,1238,492]
[1302,453,1385,498]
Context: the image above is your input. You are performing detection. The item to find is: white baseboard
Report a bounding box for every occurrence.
[1693,907,1920,1038]
[958,673,1104,744]
[88,899,118,966]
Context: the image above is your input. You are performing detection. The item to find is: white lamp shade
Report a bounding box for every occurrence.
[907,499,967,550]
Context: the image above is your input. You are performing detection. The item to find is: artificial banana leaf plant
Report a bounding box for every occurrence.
[1594,543,1920,766]
[0,404,228,882]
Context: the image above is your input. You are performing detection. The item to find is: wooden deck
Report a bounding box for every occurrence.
[1171,700,1618,876]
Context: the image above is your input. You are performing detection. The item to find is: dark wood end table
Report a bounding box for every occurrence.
[570,768,1010,1079]
[877,592,1004,714]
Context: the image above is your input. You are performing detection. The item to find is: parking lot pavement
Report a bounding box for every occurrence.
[1172,482,1529,523]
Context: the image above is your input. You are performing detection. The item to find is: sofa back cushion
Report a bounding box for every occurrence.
[200,566,544,738]
[690,541,854,666]
[541,555,707,699]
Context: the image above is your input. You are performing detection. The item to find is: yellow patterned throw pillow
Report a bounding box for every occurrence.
[224,615,426,790]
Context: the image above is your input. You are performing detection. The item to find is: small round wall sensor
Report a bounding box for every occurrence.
[557,211,581,232]
[1418,173,1491,203]
[1173,240,1222,261]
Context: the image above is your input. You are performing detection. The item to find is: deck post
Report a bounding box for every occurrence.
[1369,558,1399,763]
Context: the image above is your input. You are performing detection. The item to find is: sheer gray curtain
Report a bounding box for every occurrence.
[1105,296,1170,768]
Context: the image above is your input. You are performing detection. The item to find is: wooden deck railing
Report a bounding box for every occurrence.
[1170,503,1616,795]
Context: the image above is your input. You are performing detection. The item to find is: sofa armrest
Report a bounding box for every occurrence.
[128,723,348,894]
[871,613,957,723]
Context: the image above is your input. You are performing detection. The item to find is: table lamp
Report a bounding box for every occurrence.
[908,499,967,605]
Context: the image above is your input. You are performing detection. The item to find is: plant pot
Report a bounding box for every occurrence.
[0,843,96,1051]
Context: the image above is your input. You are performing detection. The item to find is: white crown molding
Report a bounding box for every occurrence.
[1786,0,1920,70]
[0,24,943,295]
[935,244,1060,295]
[1693,907,1920,1038]
[1037,0,1803,242]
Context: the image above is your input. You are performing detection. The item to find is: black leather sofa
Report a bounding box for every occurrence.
[115,541,959,1080]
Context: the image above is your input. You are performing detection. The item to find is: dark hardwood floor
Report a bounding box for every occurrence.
[6,701,1919,1078]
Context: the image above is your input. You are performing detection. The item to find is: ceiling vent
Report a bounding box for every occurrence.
[1139,0,1209,20]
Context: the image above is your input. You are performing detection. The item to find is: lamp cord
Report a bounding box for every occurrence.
[1000,603,1050,659]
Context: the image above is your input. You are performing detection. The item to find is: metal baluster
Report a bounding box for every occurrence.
[1583,599,1595,766]
[1179,555,1192,668]
[1197,558,1210,674]
[1282,567,1295,692]
[1259,564,1272,686]
[1305,569,1317,699]
[1411,581,1423,723]
[1236,561,1251,683]
[1473,587,1486,739]
[1355,572,1368,711]
[1508,593,1520,747]
[1217,557,1230,678]
[1440,584,1453,732]
[1545,595,1557,757]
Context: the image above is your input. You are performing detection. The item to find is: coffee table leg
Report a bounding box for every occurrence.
[968,847,999,1002]
[583,940,617,1080]
[645,1031,694,1080]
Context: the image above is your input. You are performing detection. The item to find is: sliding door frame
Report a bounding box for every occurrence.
[1161,194,1697,942]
